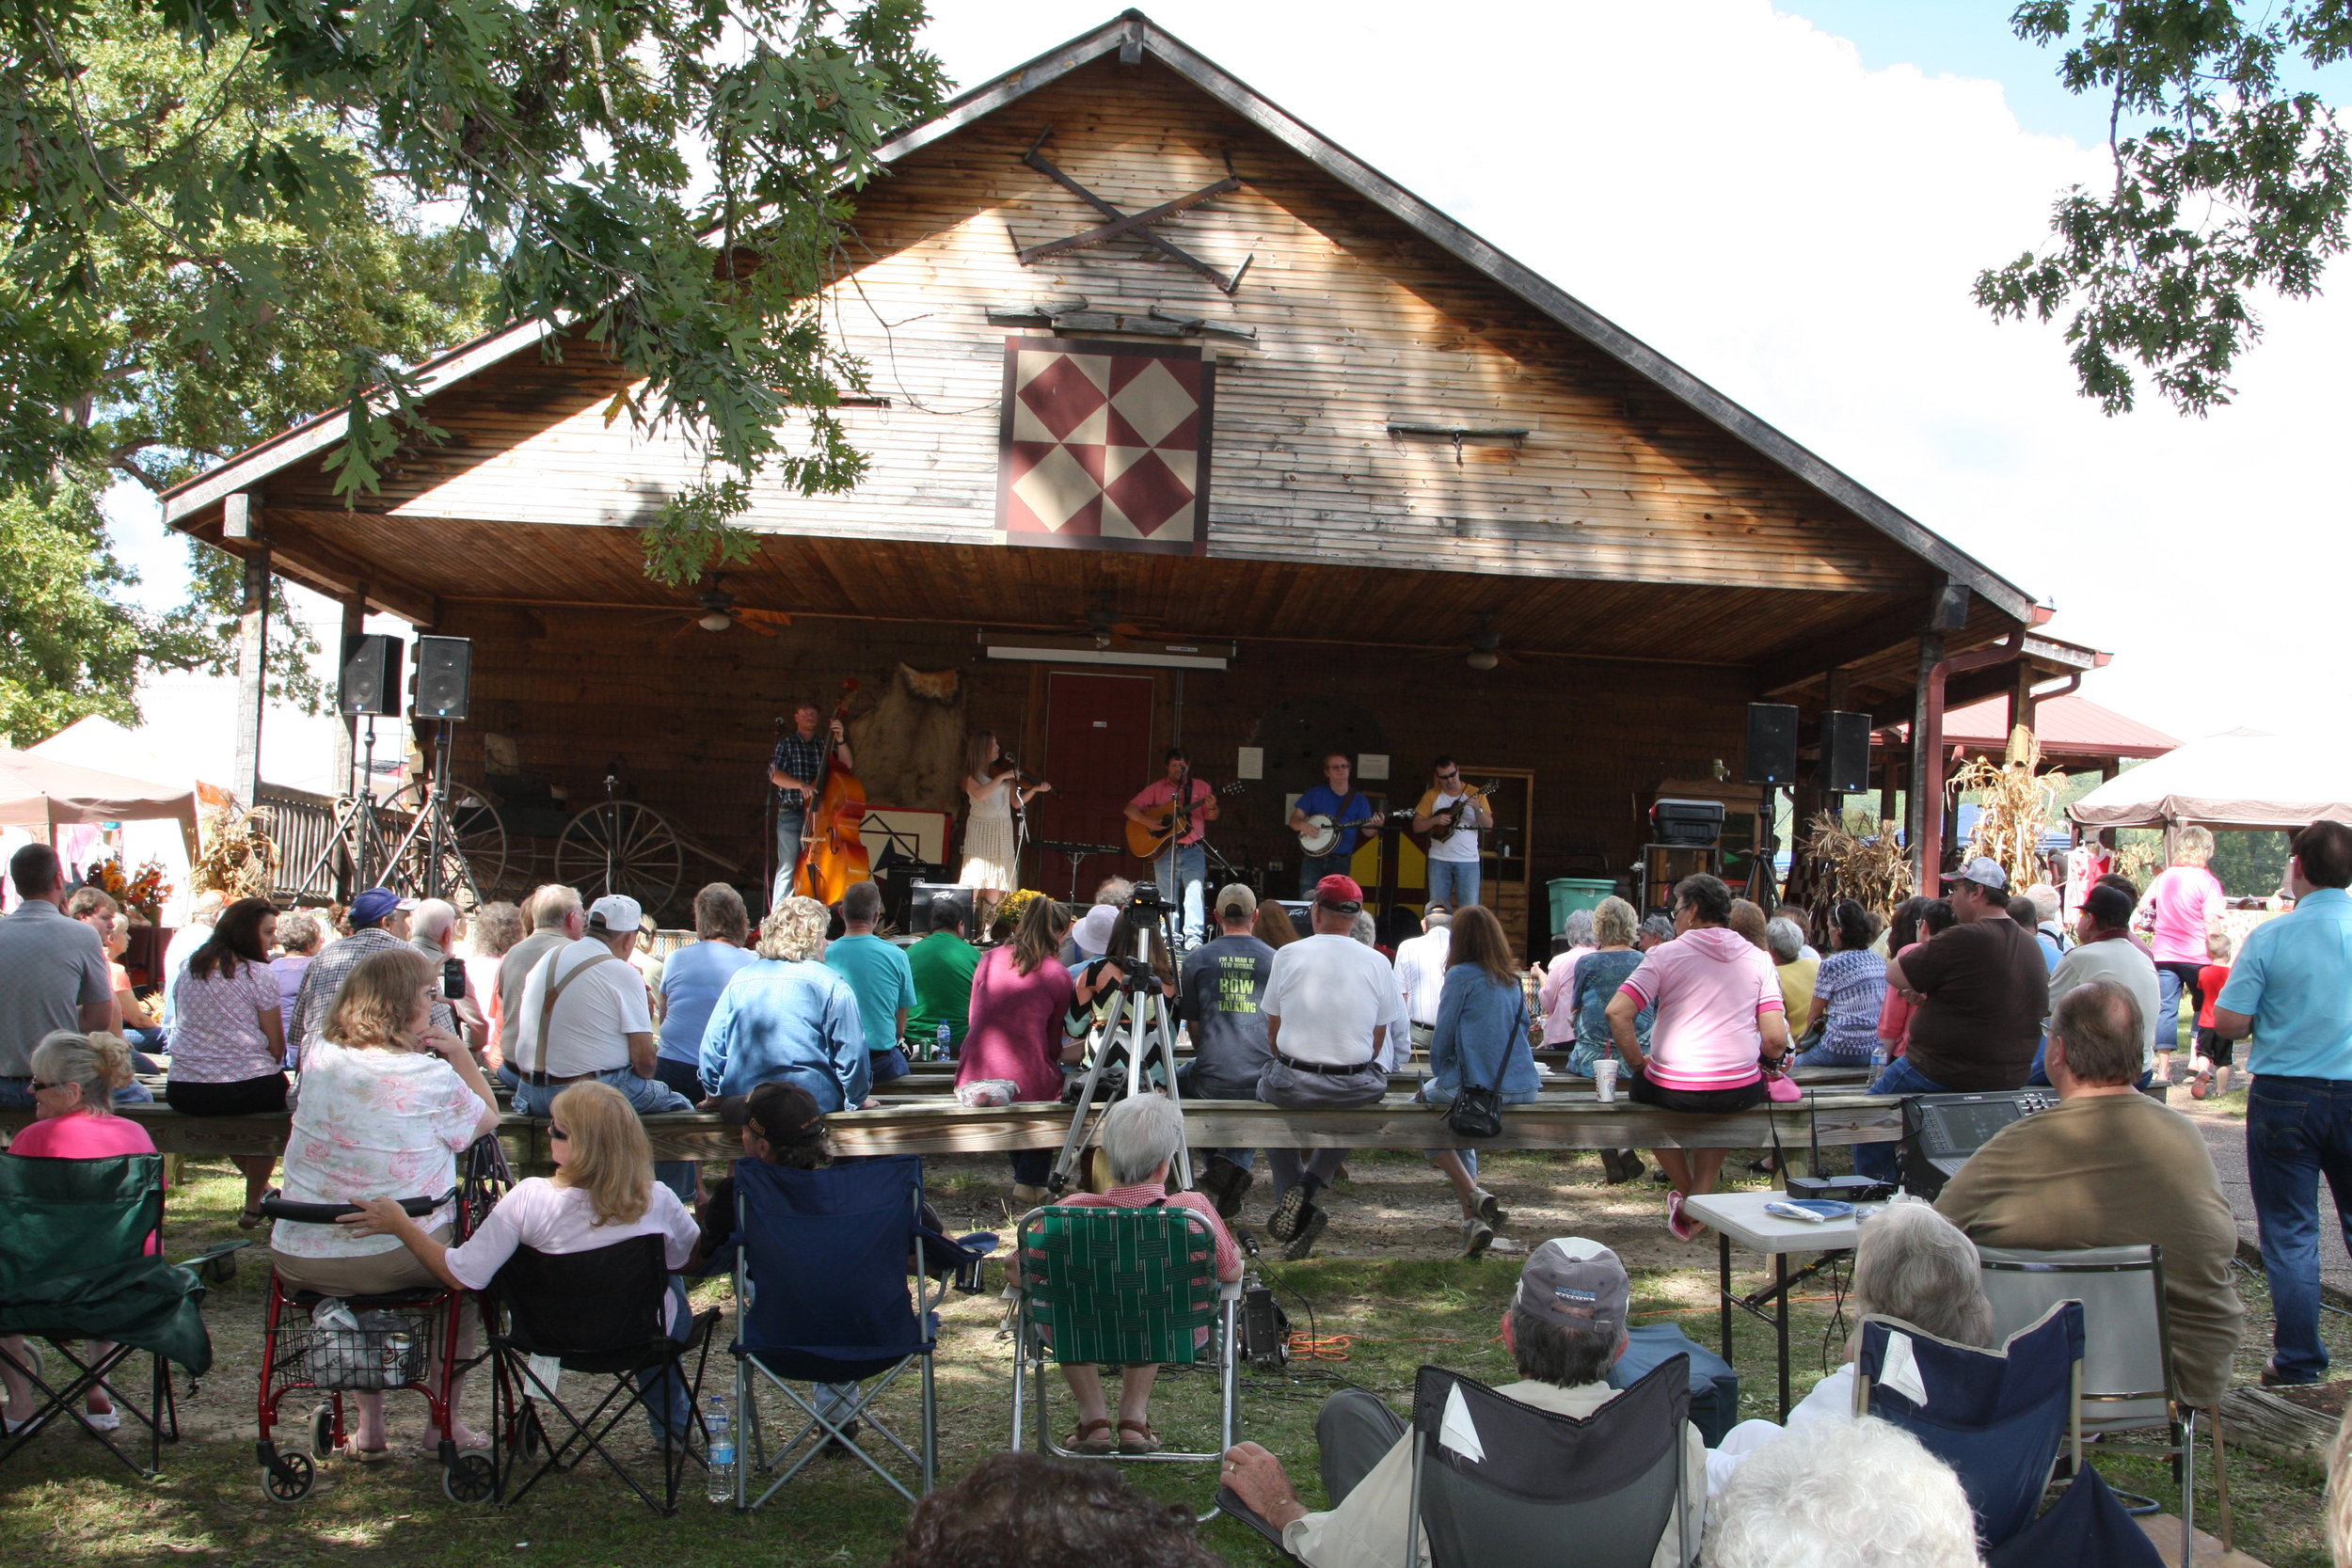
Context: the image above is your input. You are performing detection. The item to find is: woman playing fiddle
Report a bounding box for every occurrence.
[961,731,1052,934]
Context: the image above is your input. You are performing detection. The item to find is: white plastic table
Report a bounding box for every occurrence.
[1680,1192,1881,1419]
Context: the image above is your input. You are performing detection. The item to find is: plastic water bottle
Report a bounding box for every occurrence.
[935,1022,953,1062]
[1869,1041,1889,1074]
[705,1393,735,1504]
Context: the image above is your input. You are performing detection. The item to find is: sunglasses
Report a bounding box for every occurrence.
[28,1081,62,1092]
[1437,771,1460,783]
[548,1127,569,1141]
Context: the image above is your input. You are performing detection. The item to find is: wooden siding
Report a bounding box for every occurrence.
[255,54,1932,608]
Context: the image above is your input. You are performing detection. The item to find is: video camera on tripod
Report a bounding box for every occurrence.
[1049,880,1191,1195]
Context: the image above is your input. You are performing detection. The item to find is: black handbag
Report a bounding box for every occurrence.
[1440,991,1522,1141]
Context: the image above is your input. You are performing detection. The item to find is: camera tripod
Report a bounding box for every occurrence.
[1048,897,1194,1195]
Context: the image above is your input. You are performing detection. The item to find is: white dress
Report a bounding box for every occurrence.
[960,774,1020,891]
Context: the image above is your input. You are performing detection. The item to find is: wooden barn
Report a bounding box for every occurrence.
[162,10,2096,951]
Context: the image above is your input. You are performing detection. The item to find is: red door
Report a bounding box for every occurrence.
[1040,673,1155,881]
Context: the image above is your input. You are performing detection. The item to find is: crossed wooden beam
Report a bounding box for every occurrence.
[1016,127,1253,294]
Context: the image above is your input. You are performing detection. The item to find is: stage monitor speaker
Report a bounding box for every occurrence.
[884,862,951,929]
[1821,710,1872,795]
[1745,703,1799,784]
[338,635,403,718]
[909,881,977,937]
[413,636,472,721]
[1275,898,1315,931]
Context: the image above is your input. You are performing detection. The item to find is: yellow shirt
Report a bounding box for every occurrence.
[1776,956,1820,1037]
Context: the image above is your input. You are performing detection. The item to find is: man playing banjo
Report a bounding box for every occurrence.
[1287,752,1378,895]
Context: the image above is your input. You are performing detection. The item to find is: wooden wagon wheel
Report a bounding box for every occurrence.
[553,800,684,914]
[385,780,514,909]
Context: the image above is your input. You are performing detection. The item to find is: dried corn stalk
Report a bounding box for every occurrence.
[1949,729,2065,892]
[194,803,282,901]
[1796,810,1915,925]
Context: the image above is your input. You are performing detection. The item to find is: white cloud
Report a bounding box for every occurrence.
[917,0,2352,740]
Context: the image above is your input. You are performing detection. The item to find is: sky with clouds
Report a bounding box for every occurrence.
[107,0,2348,778]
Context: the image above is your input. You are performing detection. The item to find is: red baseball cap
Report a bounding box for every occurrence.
[1314,874,1365,911]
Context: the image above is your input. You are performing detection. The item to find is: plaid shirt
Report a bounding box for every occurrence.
[288,927,457,1065]
[770,730,832,812]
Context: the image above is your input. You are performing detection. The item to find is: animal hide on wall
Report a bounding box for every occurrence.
[850,664,968,815]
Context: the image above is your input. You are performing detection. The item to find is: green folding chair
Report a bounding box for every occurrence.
[1009,1204,1241,1503]
[0,1151,211,1479]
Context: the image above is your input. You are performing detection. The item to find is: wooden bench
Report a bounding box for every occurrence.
[0,1090,1898,1172]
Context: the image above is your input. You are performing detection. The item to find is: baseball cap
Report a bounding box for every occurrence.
[1314,873,1365,912]
[719,1081,825,1142]
[2082,881,2137,927]
[1940,855,2010,895]
[587,893,644,932]
[1216,882,1258,919]
[1514,1236,1630,1339]
[347,887,406,927]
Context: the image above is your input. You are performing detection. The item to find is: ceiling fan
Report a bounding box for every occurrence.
[1415,611,1523,670]
[656,575,793,637]
[1071,594,1152,650]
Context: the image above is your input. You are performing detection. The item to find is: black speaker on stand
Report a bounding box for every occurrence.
[909,881,977,937]
[1744,704,1799,785]
[1821,710,1873,795]
[339,635,403,717]
[413,636,472,721]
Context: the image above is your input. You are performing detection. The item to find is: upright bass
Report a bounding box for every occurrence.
[797,678,871,903]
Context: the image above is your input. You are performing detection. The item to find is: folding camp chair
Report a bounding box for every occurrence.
[483,1235,722,1514]
[0,1150,209,1480]
[729,1155,985,1509]
[1405,1357,1697,1568]
[1852,1302,2085,1550]
[1976,1243,2222,1568]
[1010,1204,1242,1510]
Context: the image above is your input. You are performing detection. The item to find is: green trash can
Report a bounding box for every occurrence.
[1547,878,1616,936]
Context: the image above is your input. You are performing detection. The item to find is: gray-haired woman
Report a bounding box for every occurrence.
[697,895,868,1108]
[1024,1094,1242,1455]
[1704,1198,1993,1495]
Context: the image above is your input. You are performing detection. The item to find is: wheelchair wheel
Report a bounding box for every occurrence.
[262,1450,316,1503]
[308,1402,336,1460]
[442,1451,499,1504]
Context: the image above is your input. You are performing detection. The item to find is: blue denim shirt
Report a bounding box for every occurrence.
[1425,967,1542,1107]
[699,958,868,1108]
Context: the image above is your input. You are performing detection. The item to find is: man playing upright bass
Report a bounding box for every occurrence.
[767,700,851,908]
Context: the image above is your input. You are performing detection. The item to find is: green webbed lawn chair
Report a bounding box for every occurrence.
[1010,1203,1242,1514]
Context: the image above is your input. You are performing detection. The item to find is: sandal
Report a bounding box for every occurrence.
[239,1190,280,1230]
[1064,1418,1114,1455]
[2188,1069,2214,1101]
[1117,1418,1160,1455]
[337,1437,392,1463]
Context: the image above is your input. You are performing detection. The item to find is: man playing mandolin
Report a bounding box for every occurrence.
[767,700,851,908]
[1411,755,1490,911]
[1287,752,1378,895]
[1125,748,1220,950]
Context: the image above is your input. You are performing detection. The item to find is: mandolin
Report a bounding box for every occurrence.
[1423,780,1502,845]
[797,677,871,903]
[1125,779,1246,861]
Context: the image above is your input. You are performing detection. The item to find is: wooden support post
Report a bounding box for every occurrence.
[2004,662,2037,764]
[1908,634,1944,879]
[332,593,366,797]
[232,543,270,807]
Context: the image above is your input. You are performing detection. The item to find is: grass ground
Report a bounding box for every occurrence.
[0,1149,2336,1567]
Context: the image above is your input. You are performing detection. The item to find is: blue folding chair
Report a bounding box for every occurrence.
[1852,1302,2084,1550]
[727,1156,986,1509]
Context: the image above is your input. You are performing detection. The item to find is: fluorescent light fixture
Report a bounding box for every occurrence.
[982,636,1231,671]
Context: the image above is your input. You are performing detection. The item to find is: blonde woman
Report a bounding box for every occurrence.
[269,946,501,1455]
[961,732,1050,933]
[697,895,868,1108]
[2137,824,2228,1083]
[347,1080,702,1438]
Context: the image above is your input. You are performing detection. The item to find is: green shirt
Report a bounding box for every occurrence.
[905,930,981,1050]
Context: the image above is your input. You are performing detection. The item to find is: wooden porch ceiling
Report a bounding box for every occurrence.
[246,506,2011,682]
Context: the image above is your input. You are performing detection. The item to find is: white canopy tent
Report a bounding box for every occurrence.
[0,745,204,918]
[2068,727,2352,832]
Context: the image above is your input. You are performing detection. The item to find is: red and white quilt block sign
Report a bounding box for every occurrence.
[996,337,1214,555]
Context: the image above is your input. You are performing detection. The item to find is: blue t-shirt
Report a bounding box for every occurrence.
[1295,783,1374,857]
[2217,888,2352,1080]
[826,932,917,1057]
[656,940,758,1066]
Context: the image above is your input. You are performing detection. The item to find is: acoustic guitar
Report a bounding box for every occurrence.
[1125,780,1245,861]
[797,678,871,902]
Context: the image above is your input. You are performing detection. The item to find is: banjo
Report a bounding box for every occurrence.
[1296,800,1391,856]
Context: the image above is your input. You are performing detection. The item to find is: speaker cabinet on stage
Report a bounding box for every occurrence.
[413,636,472,721]
[884,862,951,930]
[339,635,403,717]
[1745,704,1799,784]
[1821,710,1872,795]
[909,881,977,936]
